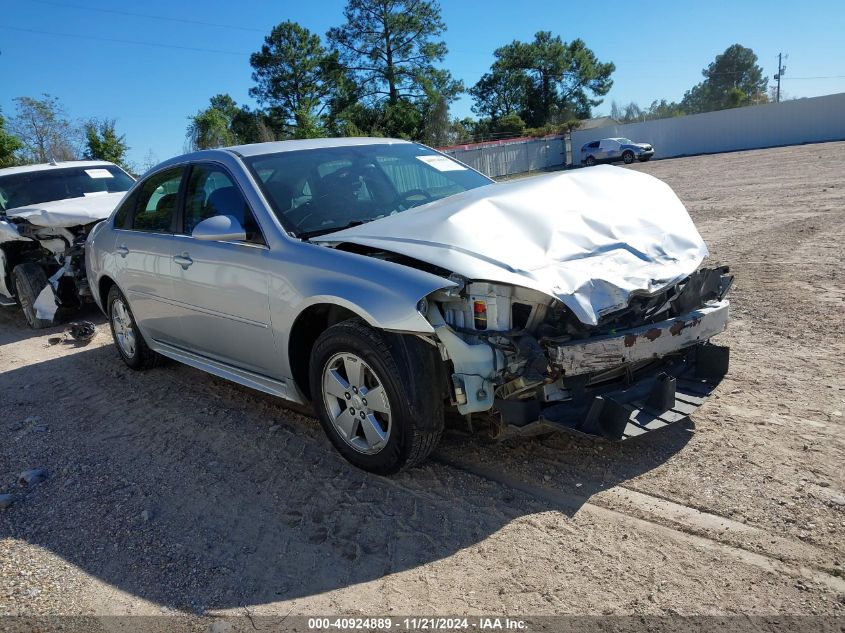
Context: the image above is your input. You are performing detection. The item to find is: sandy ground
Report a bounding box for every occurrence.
[1,141,844,628]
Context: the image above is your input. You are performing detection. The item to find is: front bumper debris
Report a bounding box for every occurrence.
[493,343,730,441]
[548,301,729,377]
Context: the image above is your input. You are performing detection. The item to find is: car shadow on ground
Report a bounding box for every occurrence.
[0,326,692,613]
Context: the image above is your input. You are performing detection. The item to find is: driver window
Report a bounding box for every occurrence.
[184,165,264,244]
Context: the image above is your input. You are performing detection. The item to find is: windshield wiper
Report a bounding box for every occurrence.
[300,220,366,240]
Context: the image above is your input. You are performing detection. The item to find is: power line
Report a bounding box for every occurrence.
[28,0,265,33]
[3,20,843,87]
[0,24,250,56]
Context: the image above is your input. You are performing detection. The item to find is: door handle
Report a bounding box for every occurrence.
[173,254,193,269]
[116,244,129,257]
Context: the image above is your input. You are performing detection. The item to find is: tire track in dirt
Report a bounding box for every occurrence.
[431,453,845,594]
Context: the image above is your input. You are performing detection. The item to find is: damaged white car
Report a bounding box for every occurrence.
[86,139,732,474]
[0,161,134,327]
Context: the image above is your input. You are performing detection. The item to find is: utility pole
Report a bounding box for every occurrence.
[774,53,787,102]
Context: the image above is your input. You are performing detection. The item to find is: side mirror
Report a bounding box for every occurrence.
[191,215,247,242]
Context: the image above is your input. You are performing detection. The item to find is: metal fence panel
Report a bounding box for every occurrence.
[571,92,845,163]
[441,137,566,178]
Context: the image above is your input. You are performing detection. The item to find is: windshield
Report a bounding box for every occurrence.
[617,138,634,144]
[245,143,493,238]
[0,165,134,212]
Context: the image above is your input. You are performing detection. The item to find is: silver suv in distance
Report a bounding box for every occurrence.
[581,138,654,166]
[87,138,731,474]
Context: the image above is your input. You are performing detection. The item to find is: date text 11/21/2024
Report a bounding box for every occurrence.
[306,617,528,630]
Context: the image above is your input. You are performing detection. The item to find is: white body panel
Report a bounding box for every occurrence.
[5,192,126,228]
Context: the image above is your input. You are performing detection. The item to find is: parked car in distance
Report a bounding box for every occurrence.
[87,138,731,474]
[0,161,135,327]
[581,138,654,166]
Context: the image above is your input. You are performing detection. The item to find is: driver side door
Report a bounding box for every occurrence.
[167,163,280,377]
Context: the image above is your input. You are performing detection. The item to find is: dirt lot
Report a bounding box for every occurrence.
[1,141,844,627]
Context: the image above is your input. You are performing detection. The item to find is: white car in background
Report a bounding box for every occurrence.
[0,161,134,328]
[581,138,655,166]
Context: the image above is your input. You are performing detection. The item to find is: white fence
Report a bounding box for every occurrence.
[440,136,568,178]
[571,92,845,162]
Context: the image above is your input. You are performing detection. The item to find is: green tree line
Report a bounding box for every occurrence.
[186,0,616,149]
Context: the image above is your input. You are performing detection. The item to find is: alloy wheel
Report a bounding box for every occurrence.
[321,352,392,454]
[111,297,137,359]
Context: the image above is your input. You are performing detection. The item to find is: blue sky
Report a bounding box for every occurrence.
[1,0,843,167]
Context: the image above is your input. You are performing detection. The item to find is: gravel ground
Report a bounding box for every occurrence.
[1,141,843,628]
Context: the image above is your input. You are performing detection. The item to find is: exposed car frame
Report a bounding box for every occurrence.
[0,161,134,327]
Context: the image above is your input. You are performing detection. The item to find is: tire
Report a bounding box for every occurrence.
[107,285,160,370]
[584,155,596,167]
[12,263,55,329]
[309,318,445,474]
[622,151,635,164]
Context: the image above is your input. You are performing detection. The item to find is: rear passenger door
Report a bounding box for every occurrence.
[168,163,279,377]
[112,167,184,345]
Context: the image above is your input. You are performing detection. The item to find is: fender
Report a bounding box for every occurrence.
[269,238,457,335]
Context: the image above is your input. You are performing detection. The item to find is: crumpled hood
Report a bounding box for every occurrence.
[5,191,125,228]
[314,165,709,326]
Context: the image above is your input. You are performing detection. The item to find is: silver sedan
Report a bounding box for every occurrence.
[87,138,731,473]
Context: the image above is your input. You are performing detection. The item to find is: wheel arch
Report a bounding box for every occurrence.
[287,302,361,401]
[97,274,117,314]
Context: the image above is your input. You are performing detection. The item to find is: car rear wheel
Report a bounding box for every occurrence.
[585,155,596,167]
[107,285,160,370]
[309,318,444,474]
[622,151,635,164]
[12,263,55,329]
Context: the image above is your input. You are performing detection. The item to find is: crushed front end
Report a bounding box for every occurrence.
[426,267,733,440]
[0,216,100,321]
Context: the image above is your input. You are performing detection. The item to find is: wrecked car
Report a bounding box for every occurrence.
[86,139,731,474]
[0,161,135,327]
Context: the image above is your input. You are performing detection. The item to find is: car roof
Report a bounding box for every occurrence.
[228,137,414,157]
[149,137,420,175]
[0,160,117,177]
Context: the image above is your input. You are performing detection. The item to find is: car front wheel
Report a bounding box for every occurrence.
[622,151,635,164]
[309,318,444,474]
[12,263,55,329]
[584,155,596,167]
